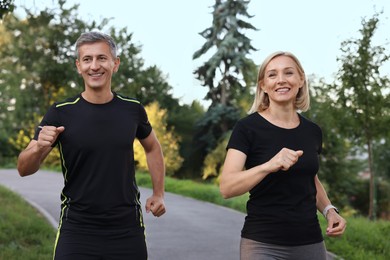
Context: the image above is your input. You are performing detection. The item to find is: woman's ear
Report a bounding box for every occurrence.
[259,81,267,93]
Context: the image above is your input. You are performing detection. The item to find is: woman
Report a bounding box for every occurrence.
[220,51,346,260]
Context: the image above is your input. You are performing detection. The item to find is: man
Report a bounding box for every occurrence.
[17,31,166,259]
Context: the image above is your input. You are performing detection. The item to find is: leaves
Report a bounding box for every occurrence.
[134,102,183,175]
[193,0,257,106]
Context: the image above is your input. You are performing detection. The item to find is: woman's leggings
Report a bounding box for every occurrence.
[240,237,327,260]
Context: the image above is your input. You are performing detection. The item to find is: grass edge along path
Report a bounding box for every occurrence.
[0,185,56,260]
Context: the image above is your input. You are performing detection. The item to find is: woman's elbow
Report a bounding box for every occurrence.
[219,182,233,199]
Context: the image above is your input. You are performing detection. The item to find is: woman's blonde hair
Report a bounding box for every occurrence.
[248,51,310,114]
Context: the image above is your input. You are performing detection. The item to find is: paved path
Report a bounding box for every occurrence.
[0,169,244,260]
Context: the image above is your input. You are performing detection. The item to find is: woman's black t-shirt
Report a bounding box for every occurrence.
[227,112,323,246]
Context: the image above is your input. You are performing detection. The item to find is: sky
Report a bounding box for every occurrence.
[14,0,390,106]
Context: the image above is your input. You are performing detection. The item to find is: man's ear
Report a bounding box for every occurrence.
[113,57,120,73]
[75,60,81,74]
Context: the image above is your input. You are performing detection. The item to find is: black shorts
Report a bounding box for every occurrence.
[53,222,147,260]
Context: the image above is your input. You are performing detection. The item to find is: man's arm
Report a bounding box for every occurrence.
[17,126,64,177]
[139,130,166,217]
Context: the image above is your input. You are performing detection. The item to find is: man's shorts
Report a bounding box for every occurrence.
[53,221,147,260]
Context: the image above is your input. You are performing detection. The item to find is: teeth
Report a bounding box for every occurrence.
[276,88,289,92]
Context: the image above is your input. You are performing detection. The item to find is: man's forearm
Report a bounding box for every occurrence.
[17,142,50,177]
[146,147,165,197]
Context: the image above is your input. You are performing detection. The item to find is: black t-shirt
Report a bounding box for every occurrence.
[227,112,323,246]
[34,93,152,230]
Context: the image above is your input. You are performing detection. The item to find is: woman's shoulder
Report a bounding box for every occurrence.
[298,113,322,133]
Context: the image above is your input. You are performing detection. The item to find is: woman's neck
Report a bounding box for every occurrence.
[260,105,299,129]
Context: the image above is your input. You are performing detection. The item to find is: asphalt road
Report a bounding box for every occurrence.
[0,169,245,260]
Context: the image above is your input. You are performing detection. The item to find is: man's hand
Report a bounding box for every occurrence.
[145,195,166,217]
[37,126,65,149]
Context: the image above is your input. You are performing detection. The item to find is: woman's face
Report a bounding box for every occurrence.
[260,55,304,107]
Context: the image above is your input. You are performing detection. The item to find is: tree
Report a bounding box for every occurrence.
[0,0,14,20]
[193,0,257,107]
[191,0,257,176]
[304,77,364,210]
[332,13,390,220]
[0,0,180,163]
[133,102,183,175]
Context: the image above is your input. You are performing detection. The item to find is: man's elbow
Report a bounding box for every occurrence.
[17,161,37,177]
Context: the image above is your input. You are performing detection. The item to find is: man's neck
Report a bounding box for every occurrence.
[81,89,114,104]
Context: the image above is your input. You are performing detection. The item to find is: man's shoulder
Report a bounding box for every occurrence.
[54,94,82,108]
[115,93,141,105]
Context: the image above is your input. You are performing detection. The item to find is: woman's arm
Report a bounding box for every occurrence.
[315,175,347,237]
[220,148,303,199]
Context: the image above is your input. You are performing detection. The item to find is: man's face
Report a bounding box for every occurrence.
[76,41,120,90]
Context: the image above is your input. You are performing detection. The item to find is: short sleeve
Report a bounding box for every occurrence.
[226,120,252,156]
[136,104,152,139]
[33,104,61,143]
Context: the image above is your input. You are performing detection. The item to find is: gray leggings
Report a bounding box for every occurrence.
[240,238,327,260]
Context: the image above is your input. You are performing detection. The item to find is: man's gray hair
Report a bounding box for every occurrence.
[75,31,117,59]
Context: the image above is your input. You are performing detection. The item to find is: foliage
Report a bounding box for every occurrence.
[202,131,231,180]
[191,0,257,178]
[0,0,14,20]
[373,136,390,180]
[0,185,56,259]
[8,115,61,168]
[0,0,180,164]
[319,216,390,260]
[169,101,206,178]
[192,104,240,171]
[332,12,390,219]
[134,102,183,176]
[304,77,365,211]
[193,0,257,107]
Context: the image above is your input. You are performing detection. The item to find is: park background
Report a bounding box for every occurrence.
[0,0,390,259]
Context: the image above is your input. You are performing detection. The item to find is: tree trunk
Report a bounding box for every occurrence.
[367,140,376,220]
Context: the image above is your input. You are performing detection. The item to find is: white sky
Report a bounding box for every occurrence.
[14,0,390,106]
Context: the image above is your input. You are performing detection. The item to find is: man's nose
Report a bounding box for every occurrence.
[90,59,99,70]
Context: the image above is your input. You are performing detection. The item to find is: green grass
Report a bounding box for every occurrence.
[1,171,389,260]
[319,216,390,260]
[0,185,56,260]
